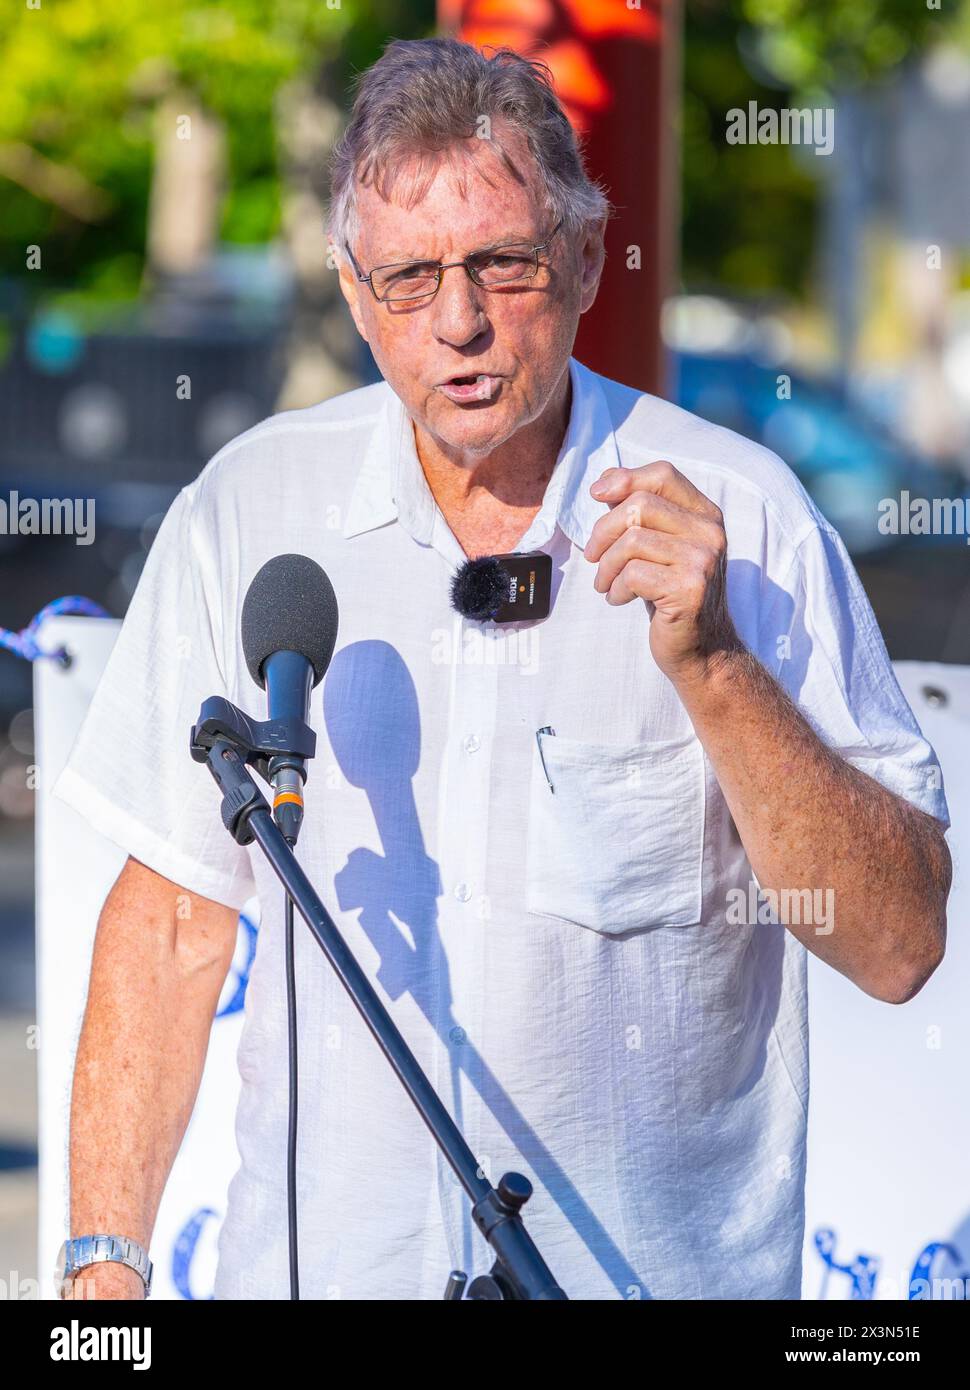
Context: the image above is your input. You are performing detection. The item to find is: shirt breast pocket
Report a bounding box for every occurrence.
[525,729,706,937]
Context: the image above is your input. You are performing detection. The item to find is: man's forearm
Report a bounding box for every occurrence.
[673,642,951,1003]
[67,876,231,1297]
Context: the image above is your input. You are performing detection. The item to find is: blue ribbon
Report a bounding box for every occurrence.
[0,596,111,665]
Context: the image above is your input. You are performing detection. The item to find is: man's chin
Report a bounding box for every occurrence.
[423,397,520,455]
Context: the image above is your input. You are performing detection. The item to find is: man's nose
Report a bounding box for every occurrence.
[430,265,488,346]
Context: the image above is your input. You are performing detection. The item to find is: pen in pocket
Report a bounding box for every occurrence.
[536,726,556,794]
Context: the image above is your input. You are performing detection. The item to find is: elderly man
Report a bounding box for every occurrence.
[54,38,950,1301]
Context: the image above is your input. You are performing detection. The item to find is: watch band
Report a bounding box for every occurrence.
[57,1235,153,1298]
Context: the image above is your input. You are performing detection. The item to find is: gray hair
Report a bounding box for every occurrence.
[327,37,611,258]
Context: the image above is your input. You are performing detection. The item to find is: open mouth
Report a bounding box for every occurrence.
[437,373,501,402]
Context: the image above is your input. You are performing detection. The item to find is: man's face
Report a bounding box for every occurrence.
[336,127,604,459]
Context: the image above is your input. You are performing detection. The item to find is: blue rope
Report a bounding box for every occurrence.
[0,596,111,666]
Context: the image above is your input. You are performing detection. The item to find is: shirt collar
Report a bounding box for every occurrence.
[342,355,621,551]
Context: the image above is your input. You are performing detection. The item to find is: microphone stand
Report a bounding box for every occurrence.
[191,695,569,1301]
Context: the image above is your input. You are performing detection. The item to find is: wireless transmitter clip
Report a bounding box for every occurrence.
[449,549,553,624]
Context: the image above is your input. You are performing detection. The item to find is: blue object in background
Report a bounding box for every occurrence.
[25,312,86,376]
[672,351,969,556]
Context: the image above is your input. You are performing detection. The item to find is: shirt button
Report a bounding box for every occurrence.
[453,882,472,902]
[463,734,481,754]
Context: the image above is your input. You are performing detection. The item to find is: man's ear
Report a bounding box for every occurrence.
[331,237,370,343]
[578,217,607,316]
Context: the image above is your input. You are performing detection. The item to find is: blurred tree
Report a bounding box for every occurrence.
[4,0,964,321]
[0,1,347,305]
[0,0,435,406]
[740,0,969,89]
[0,0,432,313]
[682,0,970,299]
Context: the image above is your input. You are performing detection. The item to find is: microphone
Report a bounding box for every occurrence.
[450,550,552,623]
[241,554,339,843]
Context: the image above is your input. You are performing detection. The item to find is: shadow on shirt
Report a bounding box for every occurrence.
[318,563,819,1300]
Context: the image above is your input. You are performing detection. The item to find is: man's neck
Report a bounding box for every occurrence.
[411,366,572,558]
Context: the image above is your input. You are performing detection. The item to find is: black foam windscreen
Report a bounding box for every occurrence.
[449,555,511,622]
[241,554,339,689]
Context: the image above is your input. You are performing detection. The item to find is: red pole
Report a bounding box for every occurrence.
[438,0,679,396]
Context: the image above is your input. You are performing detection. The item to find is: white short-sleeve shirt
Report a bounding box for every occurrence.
[54,355,949,1300]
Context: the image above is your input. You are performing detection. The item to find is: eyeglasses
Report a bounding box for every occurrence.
[345,219,564,303]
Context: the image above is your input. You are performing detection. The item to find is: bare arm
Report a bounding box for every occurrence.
[674,644,951,1003]
[585,460,951,1004]
[64,856,240,1300]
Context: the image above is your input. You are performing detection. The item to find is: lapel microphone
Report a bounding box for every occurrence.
[449,549,552,623]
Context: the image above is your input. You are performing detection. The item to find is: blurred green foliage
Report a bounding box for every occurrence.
[740,0,970,88]
[0,0,967,311]
[0,0,433,309]
[682,0,970,297]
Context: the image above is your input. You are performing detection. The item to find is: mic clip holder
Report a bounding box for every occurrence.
[190,696,315,845]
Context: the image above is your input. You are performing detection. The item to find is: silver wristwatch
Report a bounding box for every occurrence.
[55,1235,153,1298]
